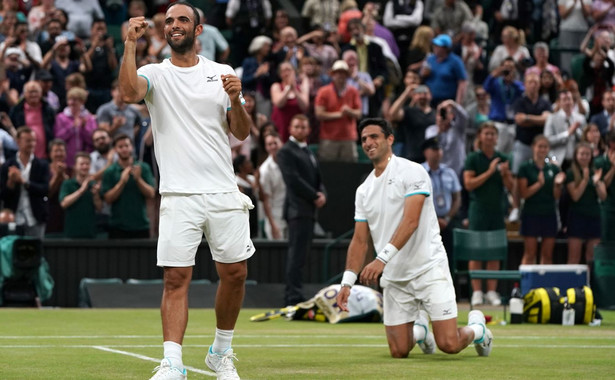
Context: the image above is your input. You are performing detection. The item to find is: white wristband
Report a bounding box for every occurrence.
[376,243,399,265]
[341,270,357,288]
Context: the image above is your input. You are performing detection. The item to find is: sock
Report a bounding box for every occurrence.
[413,323,427,342]
[468,324,485,343]
[163,341,184,369]
[212,328,234,354]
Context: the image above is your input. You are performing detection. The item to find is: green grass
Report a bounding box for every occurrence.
[1,306,614,379]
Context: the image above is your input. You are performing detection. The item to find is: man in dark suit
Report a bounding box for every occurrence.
[277,114,327,305]
[0,126,50,238]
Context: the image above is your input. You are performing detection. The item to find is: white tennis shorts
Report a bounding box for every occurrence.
[157,192,255,267]
[380,260,458,326]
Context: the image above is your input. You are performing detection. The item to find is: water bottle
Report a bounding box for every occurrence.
[562,297,575,326]
[510,282,523,324]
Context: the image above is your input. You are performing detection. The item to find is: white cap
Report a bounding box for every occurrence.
[331,60,350,73]
[5,47,25,60]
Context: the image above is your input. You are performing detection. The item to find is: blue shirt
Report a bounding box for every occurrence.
[425,53,467,101]
[483,75,524,122]
[421,162,462,217]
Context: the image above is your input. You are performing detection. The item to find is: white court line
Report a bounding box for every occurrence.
[2,343,615,349]
[92,346,217,378]
[1,334,614,340]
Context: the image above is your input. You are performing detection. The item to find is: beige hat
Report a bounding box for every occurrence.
[331,60,350,73]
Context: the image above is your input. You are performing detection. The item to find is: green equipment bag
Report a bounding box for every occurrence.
[566,286,596,324]
[523,287,563,324]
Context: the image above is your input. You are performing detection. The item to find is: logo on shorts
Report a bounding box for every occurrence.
[443,308,452,316]
[206,75,218,83]
[246,244,251,252]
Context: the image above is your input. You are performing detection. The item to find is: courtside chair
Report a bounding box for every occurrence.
[452,228,521,316]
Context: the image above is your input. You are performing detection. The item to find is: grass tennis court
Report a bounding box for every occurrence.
[1,306,614,379]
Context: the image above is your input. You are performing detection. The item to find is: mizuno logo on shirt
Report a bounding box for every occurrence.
[412,181,425,190]
[206,75,218,82]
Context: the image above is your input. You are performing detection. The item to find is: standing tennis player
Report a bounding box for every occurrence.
[336,118,493,359]
[119,2,254,379]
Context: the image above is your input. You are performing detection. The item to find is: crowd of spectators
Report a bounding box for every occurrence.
[0,0,613,304]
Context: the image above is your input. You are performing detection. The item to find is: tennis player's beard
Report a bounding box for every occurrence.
[167,33,195,55]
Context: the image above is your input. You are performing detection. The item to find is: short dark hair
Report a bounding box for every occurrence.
[347,18,364,31]
[167,1,200,27]
[74,151,91,163]
[92,17,106,26]
[16,126,33,139]
[290,114,309,126]
[358,118,393,138]
[48,138,66,152]
[113,133,132,147]
[93,127,110,137]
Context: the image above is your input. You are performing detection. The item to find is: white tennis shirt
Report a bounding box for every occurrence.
[138,56,242,194]
[354,155,447,281]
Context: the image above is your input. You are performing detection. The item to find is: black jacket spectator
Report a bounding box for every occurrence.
[0,156,50,223]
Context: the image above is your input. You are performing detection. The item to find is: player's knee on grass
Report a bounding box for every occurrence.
[387,339,412,358]
[435,339,461,354]
[389,347,411,358]
[434,333,465,354]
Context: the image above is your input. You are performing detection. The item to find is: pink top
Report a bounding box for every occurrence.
[24,102,46,159]
[53,107,97,168]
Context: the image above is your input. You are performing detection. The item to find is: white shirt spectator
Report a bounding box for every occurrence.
[544,108,586,164]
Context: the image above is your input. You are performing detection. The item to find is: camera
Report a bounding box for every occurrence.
[501,69,511,76]
[439,108,447,119]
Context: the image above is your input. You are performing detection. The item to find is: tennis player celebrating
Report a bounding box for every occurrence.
[119,2,254,379]
[336,118,493,359]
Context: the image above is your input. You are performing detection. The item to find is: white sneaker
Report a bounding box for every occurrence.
[468,310,493,357]
[150,358,187,380]
[205,346,240,380]
[415,310,436,354]
[475,327,493,357]
[508,208,520,222]
[470,290,484,306]
[485,291,502,306]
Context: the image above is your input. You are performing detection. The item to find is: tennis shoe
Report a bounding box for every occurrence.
[149,358,187,380]
[468,310,493,357]
[415,310,436,354]
[205,346,240,380]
